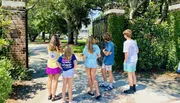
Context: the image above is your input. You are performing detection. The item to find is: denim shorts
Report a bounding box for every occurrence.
[124,62,137,72]
[62,69,74,78]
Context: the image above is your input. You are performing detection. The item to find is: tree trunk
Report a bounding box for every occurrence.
[29,34,38,42]
[129,9,134,20]
[68,31,74,44]
[74,30,78,45]
[42,31,45,42]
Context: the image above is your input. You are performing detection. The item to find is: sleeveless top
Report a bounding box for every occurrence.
[47,47,60,68]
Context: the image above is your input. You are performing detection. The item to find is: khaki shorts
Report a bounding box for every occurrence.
[102,64,112,71]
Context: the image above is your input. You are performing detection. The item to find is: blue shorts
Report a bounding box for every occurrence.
[124,62,137,72]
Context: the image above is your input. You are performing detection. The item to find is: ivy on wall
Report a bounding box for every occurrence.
[108,14,125,70]
[168,10,180,70]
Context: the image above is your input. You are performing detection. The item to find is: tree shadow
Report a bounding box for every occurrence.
[136,83,147,91]
[9,82,46,101]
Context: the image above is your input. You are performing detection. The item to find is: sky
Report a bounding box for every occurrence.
[89,10,102,20]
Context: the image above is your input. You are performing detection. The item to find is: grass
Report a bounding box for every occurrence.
[60,39,86,53]
[72,45,84,53]
[61,39,86,44]
[29,39,86,53]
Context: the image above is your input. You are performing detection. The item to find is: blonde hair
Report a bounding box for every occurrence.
[123,29,132,38]
[48,35,60,51]
[103,32,111,41]
[86,36,95,54]
[64,45,73,61]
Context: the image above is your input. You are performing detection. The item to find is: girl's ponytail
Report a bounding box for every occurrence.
[87,36,94,54]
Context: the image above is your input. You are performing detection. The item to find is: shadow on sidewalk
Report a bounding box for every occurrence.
[9,82,46,101]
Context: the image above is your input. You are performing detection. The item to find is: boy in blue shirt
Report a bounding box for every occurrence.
[99,33,115,91]
[123,29,139,94]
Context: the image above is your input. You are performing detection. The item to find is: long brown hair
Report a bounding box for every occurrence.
[64,45,73,61]
[48,35,60,51]
[86,36,95,54]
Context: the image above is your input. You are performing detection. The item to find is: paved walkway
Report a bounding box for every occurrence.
[17,44,180,103]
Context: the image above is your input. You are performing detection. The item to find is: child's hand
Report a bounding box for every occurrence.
[103,49,105,53]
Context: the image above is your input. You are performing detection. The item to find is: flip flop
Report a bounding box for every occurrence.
[48,94,52,100]
[99,83,108,87]
[95,95,101,100]
[52,95,61,102]
[88,91,94,96]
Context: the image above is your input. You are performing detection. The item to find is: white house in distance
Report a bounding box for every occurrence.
[37,23,92,40]
[78,23,92,39]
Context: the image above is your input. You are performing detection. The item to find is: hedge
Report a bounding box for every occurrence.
[168,10,180,70]
[107,14,124,70]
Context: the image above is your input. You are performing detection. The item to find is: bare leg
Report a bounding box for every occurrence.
[62,78,68,101]
[86,68,93,92]
[101,68,107,82]
[91,69,100,96]
[132,72,136,84]
[107,70,113,84]
[128,72,133,86]
[68,78,74,102]
[47,74,53,96]
[52,74,60,97]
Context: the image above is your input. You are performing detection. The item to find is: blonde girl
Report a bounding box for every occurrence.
[57,46,77,103]
[83,36,101,100]
[46,35,63,101]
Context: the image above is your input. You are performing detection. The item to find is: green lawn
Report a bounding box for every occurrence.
[60,40,86,53]
[72,45,84,53]
[29,39,86,53]
[60,39,86,44]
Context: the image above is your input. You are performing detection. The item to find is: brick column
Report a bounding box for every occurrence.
[2,0,28,67]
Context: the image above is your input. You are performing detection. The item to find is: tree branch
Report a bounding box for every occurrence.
[26,0,40,11]
[134,0,147,13]
[129,0,147,20]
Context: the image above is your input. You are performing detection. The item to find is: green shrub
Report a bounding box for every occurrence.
[0,59,13,103]
[10,65,31,81]
[129,2,179,71]
[108,14,125,70]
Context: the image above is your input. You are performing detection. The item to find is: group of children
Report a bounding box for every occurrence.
[45,29,139,103]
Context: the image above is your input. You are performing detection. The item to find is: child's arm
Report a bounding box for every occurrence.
[56,46,64,53]
[124,52,128,63]
[56,62,62,69]
[103,49,111,56]
[123,42,128,63]
[97,46,101,58]
[83,54,86,60]
[74,60,77,69]
[97,54,101,58]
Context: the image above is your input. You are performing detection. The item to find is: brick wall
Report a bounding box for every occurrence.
[2,0,27,67]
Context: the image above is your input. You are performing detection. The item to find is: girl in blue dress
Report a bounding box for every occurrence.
[83,36,101,100]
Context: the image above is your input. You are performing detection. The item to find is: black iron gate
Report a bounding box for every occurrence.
[92,16,108,66]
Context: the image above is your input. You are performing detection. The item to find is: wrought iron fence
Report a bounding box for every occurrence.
[92,16,107,66]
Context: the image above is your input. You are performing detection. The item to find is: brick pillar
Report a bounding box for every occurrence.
[2,0,28,67]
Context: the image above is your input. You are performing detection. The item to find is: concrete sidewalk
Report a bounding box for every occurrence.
[17,44,180,103]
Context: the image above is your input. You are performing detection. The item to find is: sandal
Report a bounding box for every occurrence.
[88,91,94,96]
[69,101,77,103]
[95,95,101,100]
[104,86,114,91]
[48,94,52,100]
[52,95,61,102]
[61,100,66,103]
[99,83,108,87]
